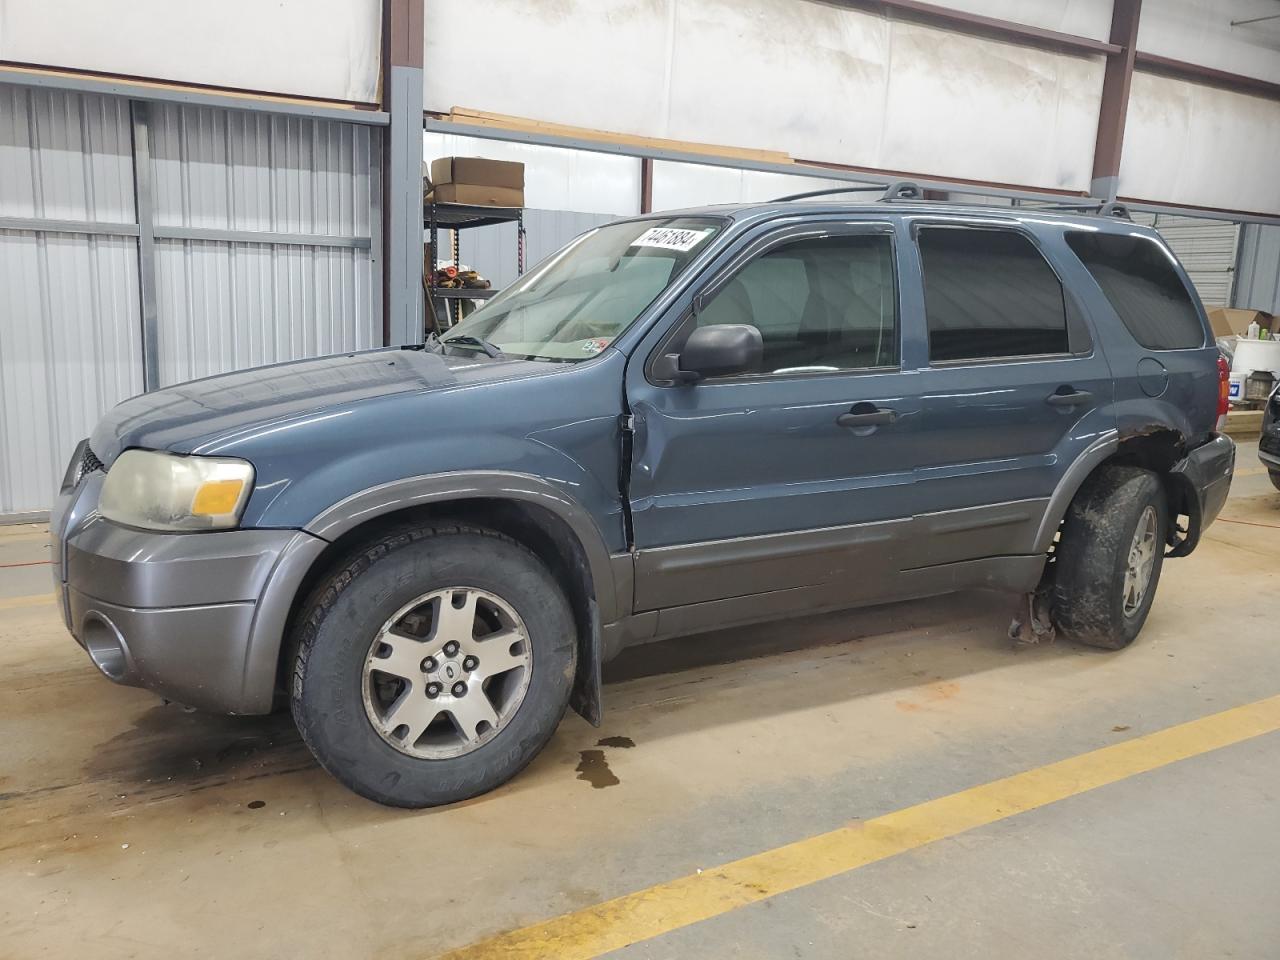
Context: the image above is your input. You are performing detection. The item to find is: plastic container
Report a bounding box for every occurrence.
[1231,338,1280,378]
[1228,370,1247,402]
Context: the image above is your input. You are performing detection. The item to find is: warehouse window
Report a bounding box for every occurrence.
[696,233,897,373]
[1066,232,1205,350]
[919,228,1069,362]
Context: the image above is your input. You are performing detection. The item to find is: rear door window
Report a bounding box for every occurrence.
[918,227,1069,362]
[1065,232,1205,350]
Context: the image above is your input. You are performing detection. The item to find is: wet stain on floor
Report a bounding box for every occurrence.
[81,704,312,795]
[596,736,635,748]
[575,749,620,789]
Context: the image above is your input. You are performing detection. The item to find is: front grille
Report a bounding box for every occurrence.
[1261,433,1280,457]
[81,444,105,476]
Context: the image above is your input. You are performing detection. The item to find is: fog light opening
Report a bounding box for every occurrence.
[82,615,130,681]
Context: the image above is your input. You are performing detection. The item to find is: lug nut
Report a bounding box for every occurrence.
[462,655,478,671]
[421,656,437,672]
[443,641,460,656]
[451,681,467,697]
[426,682,442,698]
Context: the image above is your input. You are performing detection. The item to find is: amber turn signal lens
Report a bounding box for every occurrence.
[192,479,247,516]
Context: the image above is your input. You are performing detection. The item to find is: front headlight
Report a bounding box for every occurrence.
[99,450,255,532]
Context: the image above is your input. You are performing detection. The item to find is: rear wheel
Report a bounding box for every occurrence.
[1270,470,1280,492]
[1050,466,1167,650]
[290,525,576,807]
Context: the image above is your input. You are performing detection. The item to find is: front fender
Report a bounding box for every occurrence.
[304,470,622,623]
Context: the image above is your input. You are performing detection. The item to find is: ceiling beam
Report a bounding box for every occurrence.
[1134,51,1280,102]
[831,0,1120,56]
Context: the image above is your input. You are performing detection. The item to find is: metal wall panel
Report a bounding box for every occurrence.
[1234,224,1280,314]
[154,240,375,382]
[0,86,143,516]
[147,103,378,385]
[0,85,135,222]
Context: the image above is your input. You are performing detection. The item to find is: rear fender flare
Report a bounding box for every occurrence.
[1032,431,1120,554]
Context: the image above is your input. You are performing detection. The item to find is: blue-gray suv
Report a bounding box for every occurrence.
[52,190,1235,807]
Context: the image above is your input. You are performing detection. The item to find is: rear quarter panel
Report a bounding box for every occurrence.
[1040,224,1219,445]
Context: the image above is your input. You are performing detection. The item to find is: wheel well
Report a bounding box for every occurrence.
[1106,429,1186,474]
[1090,430,1197,549]
[276,498,598,704]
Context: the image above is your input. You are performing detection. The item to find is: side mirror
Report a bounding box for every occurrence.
[667,324,763,383]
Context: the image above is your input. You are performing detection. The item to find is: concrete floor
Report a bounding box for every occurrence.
[2,443,1278,959]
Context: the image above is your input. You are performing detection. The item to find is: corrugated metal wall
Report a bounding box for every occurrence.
[0,85,381,518]
[149,104,379,385]
[0,86,144,516]
[1133,212,1240,307]
[1234,224,1280,314]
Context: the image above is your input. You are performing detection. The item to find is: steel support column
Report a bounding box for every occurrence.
[382,0,425,345]
[1091,0,1142,202]
[128,100,161,391]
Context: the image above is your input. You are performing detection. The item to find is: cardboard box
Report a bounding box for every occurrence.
[427,156,524,207]
[427,183,524,206]
[1208,307,1274,339]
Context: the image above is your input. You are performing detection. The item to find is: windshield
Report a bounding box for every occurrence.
[439,217,723,361]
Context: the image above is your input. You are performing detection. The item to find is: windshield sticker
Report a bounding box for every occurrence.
[582,338,610,355]
[630,227,712,252]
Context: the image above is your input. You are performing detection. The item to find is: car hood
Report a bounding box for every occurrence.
[89,347,561,463]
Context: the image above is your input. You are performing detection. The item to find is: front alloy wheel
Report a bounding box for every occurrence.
[363,587,533,759]
[291,525,577,808]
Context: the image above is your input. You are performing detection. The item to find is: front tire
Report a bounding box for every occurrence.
[290,525,576,808]
[1269,470,1280,492]
[1050,466,1167,650]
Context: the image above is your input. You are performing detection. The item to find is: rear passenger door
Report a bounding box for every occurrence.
[903,220,1115,567]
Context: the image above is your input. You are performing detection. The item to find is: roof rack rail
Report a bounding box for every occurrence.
[771,180,1131,220]
[881,180,924,200]
[771,185,884,202]
[1028,199,1132,220]
[772,180,925,202]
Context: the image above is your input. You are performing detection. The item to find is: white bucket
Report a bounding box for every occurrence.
[1228,371,1247,402]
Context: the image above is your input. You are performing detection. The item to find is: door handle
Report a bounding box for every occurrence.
[1046,388,1092,407]
[836,406,898,428]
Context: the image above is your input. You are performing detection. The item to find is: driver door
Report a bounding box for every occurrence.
[624,220,920,619]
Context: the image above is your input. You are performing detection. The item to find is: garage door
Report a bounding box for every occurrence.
[1135,213,1240,308]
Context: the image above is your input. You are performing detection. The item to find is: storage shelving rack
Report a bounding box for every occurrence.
[424,201,526,333]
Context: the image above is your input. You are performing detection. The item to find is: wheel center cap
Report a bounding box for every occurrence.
[442,661,459,681]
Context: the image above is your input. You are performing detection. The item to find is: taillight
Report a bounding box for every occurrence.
[1217,355,1231,418]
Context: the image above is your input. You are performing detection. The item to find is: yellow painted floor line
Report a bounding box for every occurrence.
[1233,466,1266,477]
[436,694,1280,960]
[0,593,55,610]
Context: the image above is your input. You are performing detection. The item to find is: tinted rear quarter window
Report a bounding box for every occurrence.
[918,227,1069,362]
[1065,231,1205,350]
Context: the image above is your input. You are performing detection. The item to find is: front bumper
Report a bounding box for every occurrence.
[52,469,327,714]
[1260,419,1280,472]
